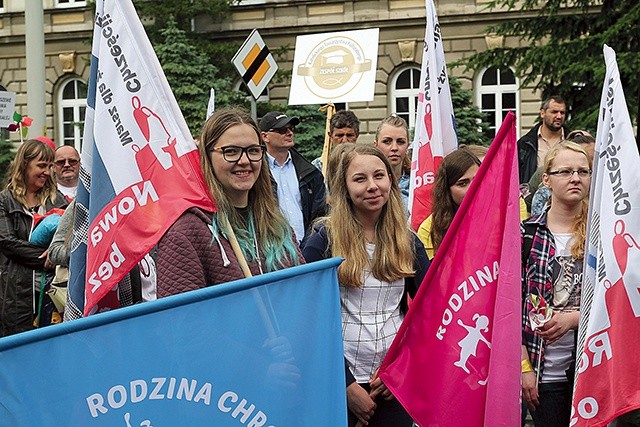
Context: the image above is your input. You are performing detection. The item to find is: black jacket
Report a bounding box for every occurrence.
[518,123,570,183]
[0,189,68,337]
[270,148,327,243]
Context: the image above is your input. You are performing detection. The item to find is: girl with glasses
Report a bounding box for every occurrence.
[521,141,591,427]
[0,139,68,337]
[157,108,302,296]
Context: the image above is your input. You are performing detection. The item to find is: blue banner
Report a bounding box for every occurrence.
[0,259,346,426]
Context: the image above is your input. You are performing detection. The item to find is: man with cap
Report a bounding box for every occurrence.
[260,111,326,245]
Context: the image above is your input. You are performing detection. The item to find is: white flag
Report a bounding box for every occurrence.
[571,45,640,427]
[408,0,458,230]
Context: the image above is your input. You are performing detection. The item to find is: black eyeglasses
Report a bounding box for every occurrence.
[210,145,265,163]
[546,169,592,179]
[269,126,294,135]
[54,158,80,167]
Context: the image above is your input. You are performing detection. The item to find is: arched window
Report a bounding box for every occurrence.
[475,67,519,140]
[57,78,87,150]
[390,66,421,130]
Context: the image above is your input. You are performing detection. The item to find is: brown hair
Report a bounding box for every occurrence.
[199,108,299,271]
[6,139,58,207]
[430,147,482,254]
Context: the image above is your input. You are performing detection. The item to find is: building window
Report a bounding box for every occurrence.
[57,78,87,151]
[0,0,4,12]
[475,66,519,140]
[55,0,87,8]
[390,66,421,130]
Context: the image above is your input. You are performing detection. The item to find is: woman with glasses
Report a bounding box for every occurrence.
[521,141,591,427]
[156,108,303,296]
[0,139,68,337]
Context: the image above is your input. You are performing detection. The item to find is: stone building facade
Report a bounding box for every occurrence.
[0,0,92,148]
[0,0,545,148]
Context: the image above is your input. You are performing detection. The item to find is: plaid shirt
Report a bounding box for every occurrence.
[521,212,555,375]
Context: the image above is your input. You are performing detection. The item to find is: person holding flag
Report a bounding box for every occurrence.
[303,145,429,426]
[521,141,591,427]
[157,108,303,295]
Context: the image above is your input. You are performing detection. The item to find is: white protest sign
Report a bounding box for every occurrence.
[288,28,379,105]
[0,91,17,128]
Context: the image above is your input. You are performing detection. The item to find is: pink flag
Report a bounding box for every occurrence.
[408,0,458,230]
[379,112,521,426]
[570,45,640,427]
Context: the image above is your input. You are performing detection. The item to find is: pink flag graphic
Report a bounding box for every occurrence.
[570,45,640,427]
[408,0,458,230]
[379,112,521,426]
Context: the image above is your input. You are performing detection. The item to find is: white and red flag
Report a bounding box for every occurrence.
[379,112,521,426]
[571,45,640,427]
[67,0,215,318]
[408,0,458,230]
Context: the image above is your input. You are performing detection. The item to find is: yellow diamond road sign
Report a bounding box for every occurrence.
[232,29,278,100]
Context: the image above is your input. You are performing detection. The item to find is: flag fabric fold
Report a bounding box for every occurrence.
[408,0,458,230]
[571,45,640,427]
[379,112,521,426]
[67,0,215,318]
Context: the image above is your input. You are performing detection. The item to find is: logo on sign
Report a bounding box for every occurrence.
[296,36,371,99]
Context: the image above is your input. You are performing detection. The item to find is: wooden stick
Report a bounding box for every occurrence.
[319,103,336,176]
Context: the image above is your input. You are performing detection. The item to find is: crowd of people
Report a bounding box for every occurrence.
[2,97,637,427]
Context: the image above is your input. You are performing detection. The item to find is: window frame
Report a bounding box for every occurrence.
[475,66,520,140]
[389,65,421,131]
[57,77,87,151]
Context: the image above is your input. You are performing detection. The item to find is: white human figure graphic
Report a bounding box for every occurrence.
[124,412,152,427]
[454,314,492,374]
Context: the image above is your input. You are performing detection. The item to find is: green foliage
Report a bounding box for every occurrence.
[0,137,15,185]
[464,0,640,134]
[154,18,247,134]
[280,105,327,160]
[133,0,242,78]
[449,76,490,146]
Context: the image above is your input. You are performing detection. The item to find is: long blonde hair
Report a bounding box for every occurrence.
[199,108,299,271]
[320,145,415,287]
[542,141,591,260]
[5,139,58,207]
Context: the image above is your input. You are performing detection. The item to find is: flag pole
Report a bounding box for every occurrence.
[319,103,335,176]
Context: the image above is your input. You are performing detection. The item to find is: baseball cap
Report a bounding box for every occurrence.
[259,111,300,132]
